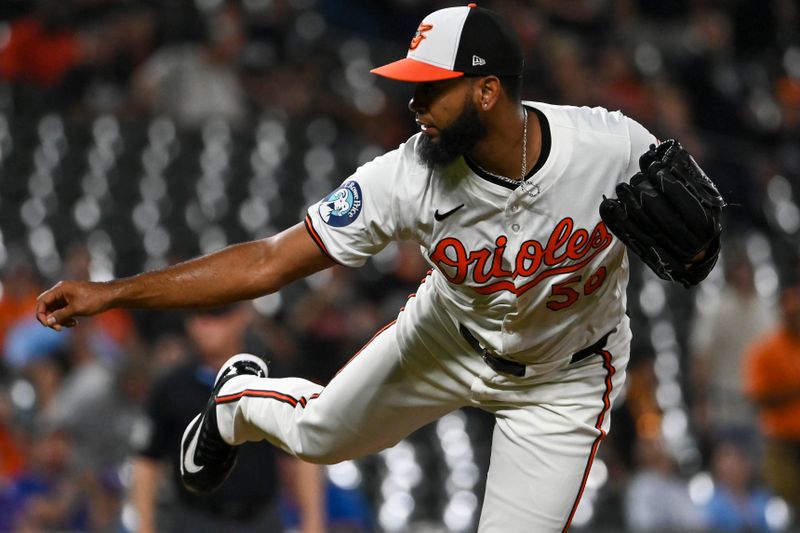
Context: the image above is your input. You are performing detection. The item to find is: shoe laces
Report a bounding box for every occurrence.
[223,360,266,381]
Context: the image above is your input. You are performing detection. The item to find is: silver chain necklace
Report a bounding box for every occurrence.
[473,107,540,199]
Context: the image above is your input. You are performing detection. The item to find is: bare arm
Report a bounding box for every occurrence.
[280,455,326,533]
[295,460,327,533]
[37,222,336,330]
[130,457,162,533]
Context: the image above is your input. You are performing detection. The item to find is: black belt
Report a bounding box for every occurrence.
[459,325,615,378]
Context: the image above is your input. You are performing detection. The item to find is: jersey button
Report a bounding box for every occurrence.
[511,223,520,232]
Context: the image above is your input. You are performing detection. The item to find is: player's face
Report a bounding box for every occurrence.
[410,78,486,167]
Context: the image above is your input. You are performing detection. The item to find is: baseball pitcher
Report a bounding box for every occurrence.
[36,4,724,531]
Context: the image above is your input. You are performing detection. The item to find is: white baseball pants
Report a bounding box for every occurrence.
[215,285,629,532]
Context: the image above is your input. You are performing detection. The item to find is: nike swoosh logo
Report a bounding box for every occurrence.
[434,204,465,221]
[181,414,204,474]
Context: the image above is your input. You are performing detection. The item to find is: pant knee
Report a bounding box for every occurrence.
[292,440,356,465]
[289,425,367,464]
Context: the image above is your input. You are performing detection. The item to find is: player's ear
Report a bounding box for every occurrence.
[473,76,501,112]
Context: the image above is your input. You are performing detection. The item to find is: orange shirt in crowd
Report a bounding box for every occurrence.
[0,290,39,349]
[95,308,137,346]
[744,328,800,440]
[0,426,25,478]
[0,17,81,87]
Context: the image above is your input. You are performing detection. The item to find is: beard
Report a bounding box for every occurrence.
[417,100,487,168]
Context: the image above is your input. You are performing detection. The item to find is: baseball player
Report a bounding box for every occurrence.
[35,4,724,531]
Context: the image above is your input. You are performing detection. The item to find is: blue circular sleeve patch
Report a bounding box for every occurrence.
[318,180,363,227]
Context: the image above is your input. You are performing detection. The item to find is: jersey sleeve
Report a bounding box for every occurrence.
[305,144,419,267]
[623,116,658,180]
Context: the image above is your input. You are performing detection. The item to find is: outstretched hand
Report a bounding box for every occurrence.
[36,280,112,331]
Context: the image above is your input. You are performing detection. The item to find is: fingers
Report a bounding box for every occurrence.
[35,283,79,331]
[46,320,78,332]
[47,309,80,330]
[36,289,61,328]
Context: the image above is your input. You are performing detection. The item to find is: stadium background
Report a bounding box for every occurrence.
[0,0,798,531]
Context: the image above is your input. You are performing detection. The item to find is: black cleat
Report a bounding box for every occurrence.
[180,353,268,494]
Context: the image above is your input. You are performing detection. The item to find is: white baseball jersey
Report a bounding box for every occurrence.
[217,101,656,531]
[305,101,656,369]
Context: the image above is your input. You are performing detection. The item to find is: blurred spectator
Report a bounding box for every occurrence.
[701,439,776,532]
[0,426,88,532]
[288,267,383,383]
[288,243,428,385]
[0,253,43,351]
[0,7,105,87]
[1,293,138,531]
[61,242,138,355]
[25,242,142,471]
[689,251,777,449]
[623,435,704,532]
[646,80,701,153]
[0,1,155,114]
[0,389,25,523]
[129,303,325,533]
[39,319,113,436]
[744,284,800,513]
[48,349,151,473]
[131,0,248,129]
[593,43,650,121]
[4,319,70,414]
[774,76,800,178]
[540,34,593,106]
[678,7,751,137]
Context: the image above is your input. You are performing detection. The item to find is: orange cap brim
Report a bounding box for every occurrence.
[370,57,464,82]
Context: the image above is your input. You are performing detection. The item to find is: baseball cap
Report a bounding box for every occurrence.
[370,3,523,83]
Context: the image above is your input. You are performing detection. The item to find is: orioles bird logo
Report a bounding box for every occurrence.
[409,23,433,50]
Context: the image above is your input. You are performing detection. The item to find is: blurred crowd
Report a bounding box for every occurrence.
[0,0,799,531]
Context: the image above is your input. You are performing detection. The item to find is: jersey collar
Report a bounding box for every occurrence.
[464,105,551,191]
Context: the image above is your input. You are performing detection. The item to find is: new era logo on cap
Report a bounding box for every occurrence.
[370,3,523,83]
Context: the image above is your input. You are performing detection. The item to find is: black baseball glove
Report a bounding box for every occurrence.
[599,139,726,288]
